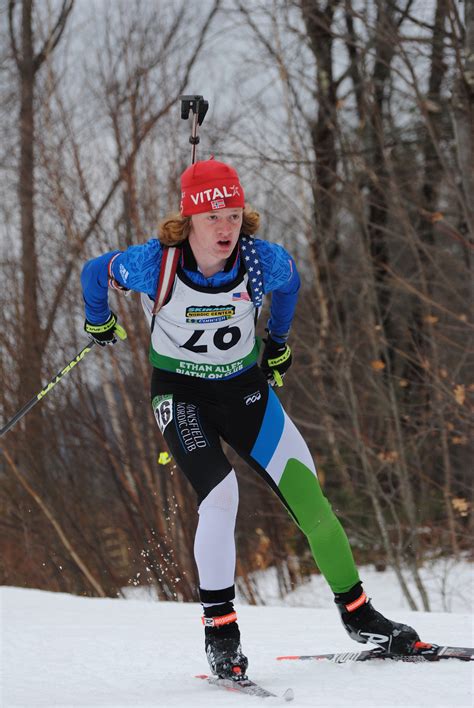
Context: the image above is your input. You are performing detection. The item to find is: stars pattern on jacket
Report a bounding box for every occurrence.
[241,237,263,306]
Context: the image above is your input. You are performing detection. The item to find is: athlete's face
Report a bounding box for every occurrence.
[189,208,243,262]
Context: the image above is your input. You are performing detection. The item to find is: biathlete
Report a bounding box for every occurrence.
[81,158,419,678]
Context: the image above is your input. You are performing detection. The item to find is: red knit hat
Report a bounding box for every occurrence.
[180,158,245,216]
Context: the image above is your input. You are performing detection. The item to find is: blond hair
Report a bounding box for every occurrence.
[158,206,261,246]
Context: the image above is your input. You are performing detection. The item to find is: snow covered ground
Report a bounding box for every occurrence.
[1,563,473,708]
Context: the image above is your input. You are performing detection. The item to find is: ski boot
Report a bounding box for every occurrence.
[335,582,420,654]
[203,602,249,680]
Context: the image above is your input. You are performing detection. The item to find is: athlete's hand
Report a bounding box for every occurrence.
[260,335,292,387]
[84,312,127,346]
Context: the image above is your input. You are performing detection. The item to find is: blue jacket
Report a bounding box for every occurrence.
[81,237,300,342]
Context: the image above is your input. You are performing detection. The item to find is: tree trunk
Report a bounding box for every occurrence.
[300,0,340,258]
[18,0,43,464]
[366,3,397,358]
[451,0,474,251]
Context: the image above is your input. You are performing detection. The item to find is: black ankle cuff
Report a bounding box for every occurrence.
[334,581,364,606]
[200,585,235,604]
[203,601,235,618]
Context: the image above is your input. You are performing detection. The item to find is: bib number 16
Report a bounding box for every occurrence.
[181,326,241,353]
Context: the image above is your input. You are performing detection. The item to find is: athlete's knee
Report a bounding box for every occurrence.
[291,492,336,536]
[304,498,339,536]
[198,470,239,516]
[278,458,336,535]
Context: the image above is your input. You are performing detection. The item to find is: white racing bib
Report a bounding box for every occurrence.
[141,270,259,379]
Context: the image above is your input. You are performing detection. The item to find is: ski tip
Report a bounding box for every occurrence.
[195,674,209,679]
[276,655,299,661]
[283,687,295,702]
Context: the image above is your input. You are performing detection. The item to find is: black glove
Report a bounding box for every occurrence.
[84,312,127,347]
[260,334,292,387]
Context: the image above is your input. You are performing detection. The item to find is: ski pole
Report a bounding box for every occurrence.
[149,95,209,334]
[0,341,96,438]
[180,94,209,164]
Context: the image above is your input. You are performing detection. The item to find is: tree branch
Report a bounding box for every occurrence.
[33,0,74,73]
[8,0,20,68]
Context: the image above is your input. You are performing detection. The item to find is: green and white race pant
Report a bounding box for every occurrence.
[151,365,359,605]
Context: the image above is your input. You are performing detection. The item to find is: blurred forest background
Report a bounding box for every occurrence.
[0,0,472,610]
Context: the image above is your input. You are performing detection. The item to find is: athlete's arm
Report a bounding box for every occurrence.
[81,239,163,323]
[256,240,301,342]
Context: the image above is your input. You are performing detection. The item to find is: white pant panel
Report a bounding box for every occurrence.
[194,470,239,591]
[266,410,317,486]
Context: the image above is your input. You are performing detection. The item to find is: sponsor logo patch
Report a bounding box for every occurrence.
[185,305,235,324]
[119,263,129,282]
[244,390,261,406]
[175,402,208,453]
[190,185,240,206]
[175,360,245,378]
[360,632,390,645]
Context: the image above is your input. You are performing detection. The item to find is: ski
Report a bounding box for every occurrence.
[277,643,474,664]
[196,674,294,701]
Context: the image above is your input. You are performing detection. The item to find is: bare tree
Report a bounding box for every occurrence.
[8,0,74,465]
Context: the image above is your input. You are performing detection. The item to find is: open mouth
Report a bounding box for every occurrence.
[217,239,232,247]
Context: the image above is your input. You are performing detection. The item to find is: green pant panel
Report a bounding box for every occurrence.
[278,458,359,593]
